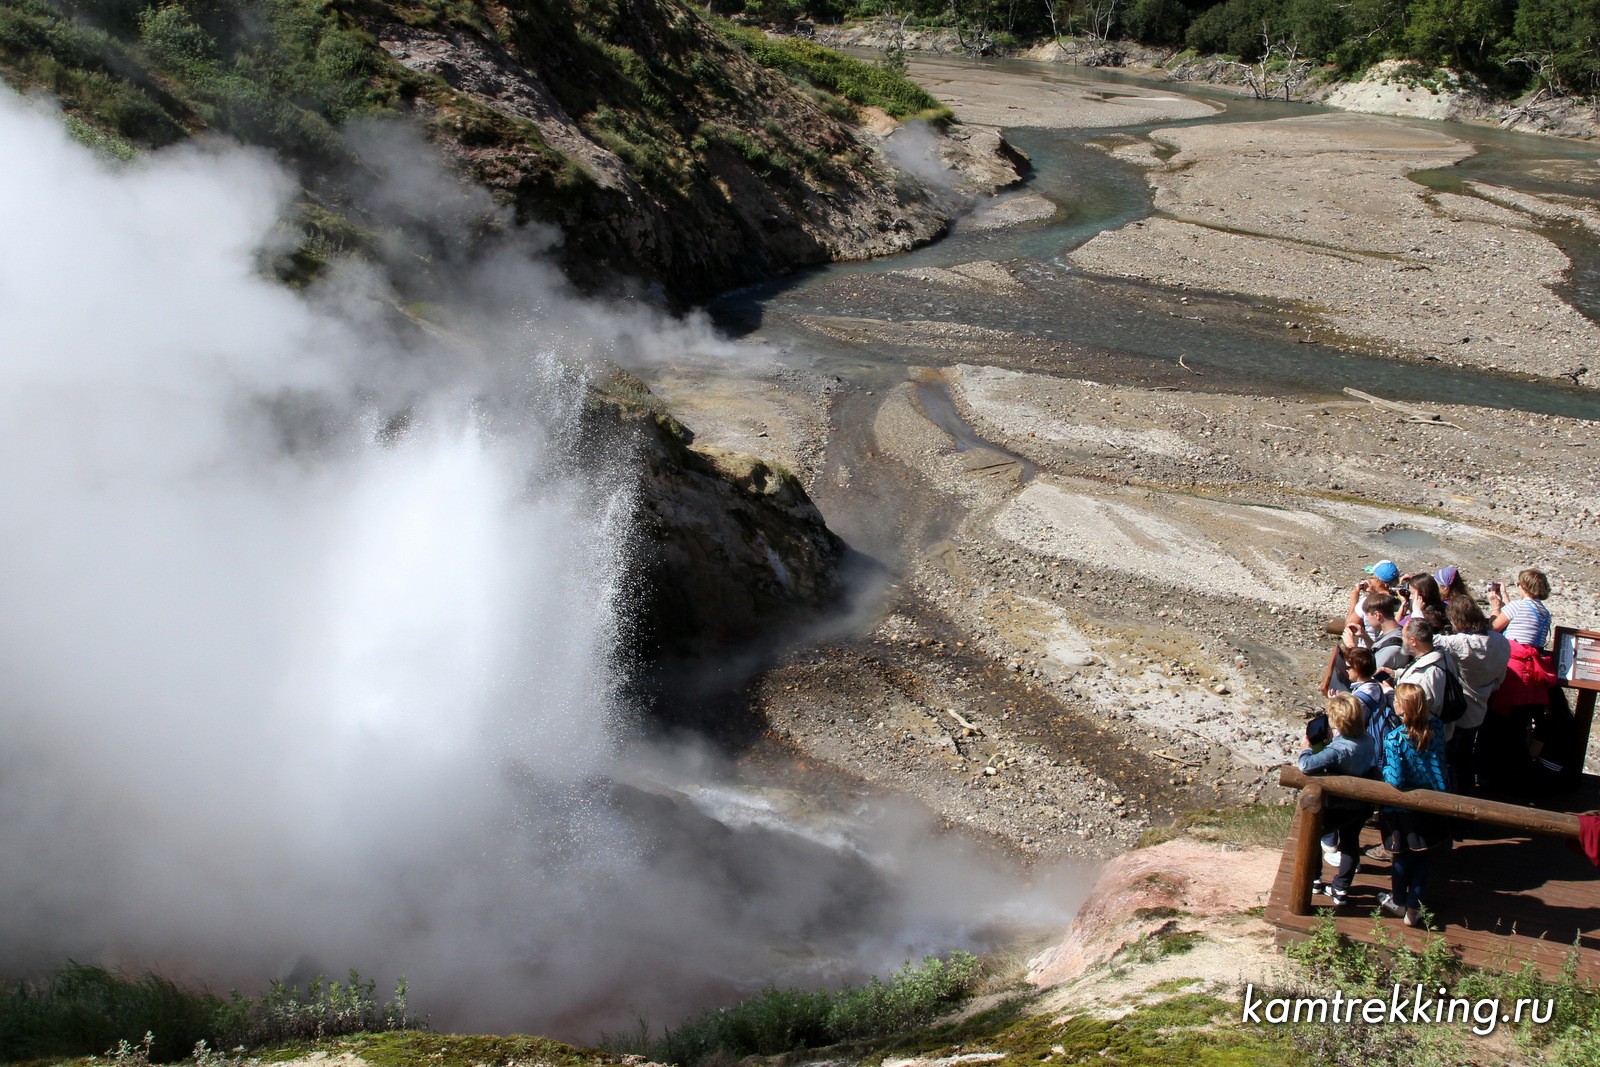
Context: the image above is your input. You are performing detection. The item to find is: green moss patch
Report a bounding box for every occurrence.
[875,994,1291,1067]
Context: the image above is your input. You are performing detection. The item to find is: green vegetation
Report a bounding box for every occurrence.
[729,0,1600,99]
[0,0,954,297]
[873,988,1292,1067]
[0,0,410,160]
[0,964,418,1064]
[1138,803,1294,850]
[721,22,950,118]
[655,952,980,1065]
[1278,914,1600,1064]
[1113,926,1206,971]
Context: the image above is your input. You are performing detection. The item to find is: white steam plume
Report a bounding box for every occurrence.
[0,90,1081,1038]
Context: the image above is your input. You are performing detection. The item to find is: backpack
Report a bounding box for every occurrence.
[1438,655,1469,724]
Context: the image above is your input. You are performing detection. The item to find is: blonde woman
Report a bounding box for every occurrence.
[1299,692,1377,906]
[1484,566,1548,742]
[1379,683,1450,927]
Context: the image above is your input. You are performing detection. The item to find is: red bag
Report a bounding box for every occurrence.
[1491,640,1557,713]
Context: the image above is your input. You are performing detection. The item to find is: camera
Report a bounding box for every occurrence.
[1396,579,1411,598]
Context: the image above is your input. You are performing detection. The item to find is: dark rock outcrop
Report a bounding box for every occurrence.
[584,369,844,658]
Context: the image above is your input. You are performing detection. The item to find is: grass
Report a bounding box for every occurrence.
[719,22,951,120]
[656,953,980,1066]
[1137,803,1294,850]
[1273,914,1600,1064]
[0,965,419,1064]
[875,990,1291,1067]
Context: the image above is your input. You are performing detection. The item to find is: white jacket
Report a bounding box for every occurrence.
[1435,632,1511,731]
[1396,649,1448,720]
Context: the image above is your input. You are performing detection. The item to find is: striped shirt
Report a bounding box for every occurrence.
[1503,598,1551,648]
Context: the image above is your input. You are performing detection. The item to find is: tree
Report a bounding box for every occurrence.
[1042,0,1067,38]
[1404,0,1515,70]
[1512,0,1600,94]
[1124,0,1192,42]
[1222,20,1314,95]
[1080,0,1127,39]
[1185,0,1278,58]
[1285,0,1349,56]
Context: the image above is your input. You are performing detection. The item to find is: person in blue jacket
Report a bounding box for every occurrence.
[1379,682,1451,928]
[1299,693,1378,906]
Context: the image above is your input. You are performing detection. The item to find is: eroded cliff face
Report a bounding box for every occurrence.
[370,0,1023,299]
[584,369,844,658]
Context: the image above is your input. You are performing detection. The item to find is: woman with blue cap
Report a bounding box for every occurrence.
[1345,559,1400,640]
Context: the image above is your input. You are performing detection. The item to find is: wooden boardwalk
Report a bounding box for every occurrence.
[1267,793,1600,979]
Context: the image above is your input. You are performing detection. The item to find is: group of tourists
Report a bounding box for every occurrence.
[1298,560,1565,927]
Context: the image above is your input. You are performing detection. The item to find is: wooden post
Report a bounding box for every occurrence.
[1575,690,1596,769]
[1290,783,1324,916]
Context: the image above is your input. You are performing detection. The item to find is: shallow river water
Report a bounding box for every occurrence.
[716,60,1600,420]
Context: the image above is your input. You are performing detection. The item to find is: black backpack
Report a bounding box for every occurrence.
[1438,655,1469,724]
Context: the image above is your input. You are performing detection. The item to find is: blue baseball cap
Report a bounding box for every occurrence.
[1365,560,1400,583]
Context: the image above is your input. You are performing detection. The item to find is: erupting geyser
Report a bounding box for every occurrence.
[0,89,1073,1039]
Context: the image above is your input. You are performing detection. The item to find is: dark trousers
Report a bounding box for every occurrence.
[1478,710,1532,795]
[1448,725,1479,795]
[1392,849,1430,910]
[1325,803,1372,894]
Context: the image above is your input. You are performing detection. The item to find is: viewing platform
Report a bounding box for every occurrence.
[1268,627,1600,976]
[1266,771,1600,979]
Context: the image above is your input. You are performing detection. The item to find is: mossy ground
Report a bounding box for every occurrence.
[870,991,1292,1067]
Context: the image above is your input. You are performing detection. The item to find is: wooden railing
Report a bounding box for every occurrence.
[1277,764,1583,916]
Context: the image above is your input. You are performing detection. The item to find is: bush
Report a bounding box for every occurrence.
[658,953,980,1067]
[211,971,419,1048]
[1124,0,1192,44]
[0,964,421,1064]
[0,964,223,1064]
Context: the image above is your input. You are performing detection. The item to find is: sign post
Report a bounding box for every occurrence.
[1553,626,1600,760]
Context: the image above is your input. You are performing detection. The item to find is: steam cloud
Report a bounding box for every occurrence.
[0,90,1079,1038]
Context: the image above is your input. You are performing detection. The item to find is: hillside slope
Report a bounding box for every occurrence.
[0,0,1021,297]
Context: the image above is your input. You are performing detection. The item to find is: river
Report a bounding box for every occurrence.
[714,57,1600,420]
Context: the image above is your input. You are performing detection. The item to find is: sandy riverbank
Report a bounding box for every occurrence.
[902,55,1218,128]
[1072,112,1600,381]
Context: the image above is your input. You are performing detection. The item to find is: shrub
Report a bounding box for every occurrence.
[658,952,980,1067]
[211,971,419,1048]
[0,963,223,1064]
[0,964,420,1064]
